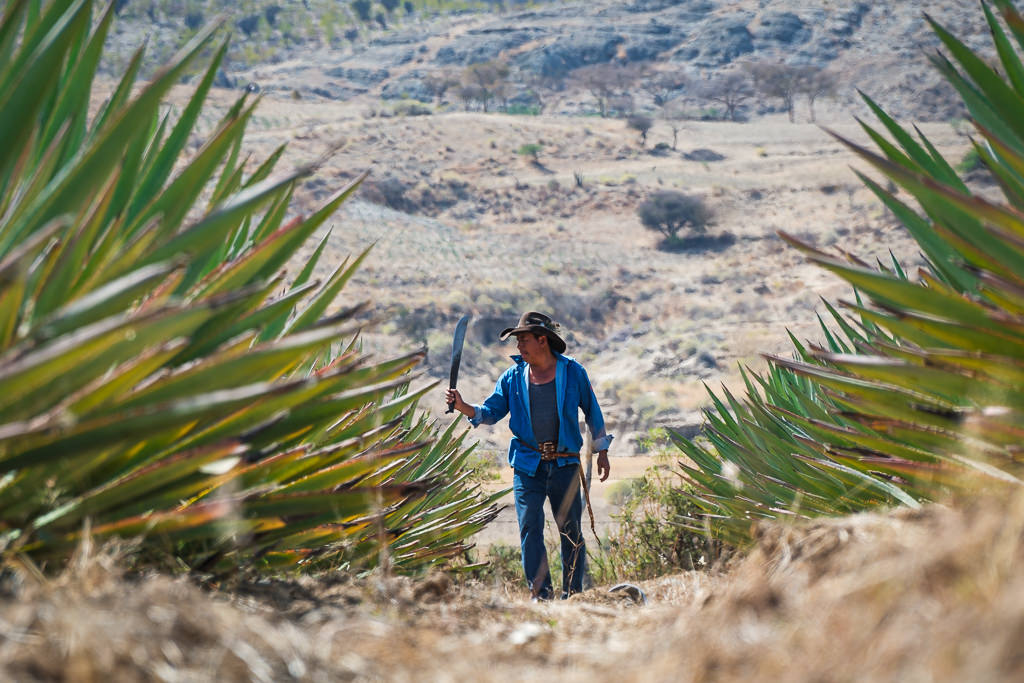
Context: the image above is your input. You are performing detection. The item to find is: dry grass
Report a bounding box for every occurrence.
[3,492,1021,681]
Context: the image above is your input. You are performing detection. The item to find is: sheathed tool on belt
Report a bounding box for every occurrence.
[446,314,471,413]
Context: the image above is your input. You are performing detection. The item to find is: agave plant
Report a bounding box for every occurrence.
[0,0,502,574]
[675,0,1024,546]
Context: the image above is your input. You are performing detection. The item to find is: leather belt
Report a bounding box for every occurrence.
[537,441,578,461]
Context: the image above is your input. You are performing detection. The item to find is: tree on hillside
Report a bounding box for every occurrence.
[799,67,837,122]
[524,70,565,113]
[627,114,654,146]
[381,0,401,15]
[638,190,712,239]
[424,69,460,105]
[746,61,805,122]
[458,83,485,111]
[573,63,638,118]
[462,60,511,112]
[643,71,689,109]
[696,71,754,122]
[662,99,688,150]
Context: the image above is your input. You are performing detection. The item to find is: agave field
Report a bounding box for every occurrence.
[0,0,504,577]
[676,0,1024,545]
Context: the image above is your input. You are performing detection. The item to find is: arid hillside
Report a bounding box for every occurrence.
[176,88,965,463]
[104,1,986,460]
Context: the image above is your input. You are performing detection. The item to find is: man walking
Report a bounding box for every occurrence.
[446,311,612,600]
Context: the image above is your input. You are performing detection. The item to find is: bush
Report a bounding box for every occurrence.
[591,466,724,583]
[637,190,712,239]
[393,101,433,116]
[517,143,543,162]
[627,114,653,146]
[505,104,541,116]
[956,147,984,174]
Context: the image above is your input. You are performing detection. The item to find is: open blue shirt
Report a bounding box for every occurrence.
[468,353,613,476]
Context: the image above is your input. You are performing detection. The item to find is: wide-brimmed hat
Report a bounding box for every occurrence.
[499,311,566,354]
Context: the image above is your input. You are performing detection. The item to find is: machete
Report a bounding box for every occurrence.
[446,314,472,413]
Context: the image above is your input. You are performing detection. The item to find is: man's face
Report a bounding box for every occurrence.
[515,332,547,362]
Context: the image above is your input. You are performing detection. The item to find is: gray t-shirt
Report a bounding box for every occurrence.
[529,380,559,444]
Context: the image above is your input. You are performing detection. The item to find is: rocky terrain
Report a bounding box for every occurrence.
[108,1,988,120]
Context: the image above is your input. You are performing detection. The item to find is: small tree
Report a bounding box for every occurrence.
[643,71,689,109]
[799,67,837,122]
[524,70,564,113]
[638,191,712,239]
[573,63,637,118]
[458,83,484,111]
[746,61,804,122]
[424,69,459,105]
[517,143,543,163]
[463,60,510,113]
[381,0,401,14]
[696,72,753,122]
[662,99,687,150]
[627,114,654,146]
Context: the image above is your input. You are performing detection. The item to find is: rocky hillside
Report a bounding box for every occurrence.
[108,0,987,121]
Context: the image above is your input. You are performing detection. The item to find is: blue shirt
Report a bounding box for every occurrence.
[469,353,613,476]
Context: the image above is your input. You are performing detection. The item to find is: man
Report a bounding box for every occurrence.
[446,311,613,600]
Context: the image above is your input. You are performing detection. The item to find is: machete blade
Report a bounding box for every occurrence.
[446,314,471,413]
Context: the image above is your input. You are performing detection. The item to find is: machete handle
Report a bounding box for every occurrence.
[446,401,455,414]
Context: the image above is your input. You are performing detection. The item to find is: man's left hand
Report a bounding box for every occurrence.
[596,450,610,482]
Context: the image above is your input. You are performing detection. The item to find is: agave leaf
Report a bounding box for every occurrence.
[128,39,230,224]
[30,442,248,532]
[5,20,223,253]
[927,14,1024,144]
[117,321,363,411]
[31,262,180,342]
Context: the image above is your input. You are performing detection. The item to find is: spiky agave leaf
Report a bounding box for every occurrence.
[677,0,1024,544]
[0,0,500,573]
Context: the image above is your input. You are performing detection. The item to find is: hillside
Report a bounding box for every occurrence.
[108,1,987,120]
[108,0,978,531]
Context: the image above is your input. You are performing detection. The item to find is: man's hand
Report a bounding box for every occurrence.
[596,449,610,482]
[445,388,474,417]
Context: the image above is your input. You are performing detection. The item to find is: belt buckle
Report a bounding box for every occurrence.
[538,441,558,460]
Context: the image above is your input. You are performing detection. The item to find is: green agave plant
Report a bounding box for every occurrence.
[676,0,1024,546]
[0,0,503,574]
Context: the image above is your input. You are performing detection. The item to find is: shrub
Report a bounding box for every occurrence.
[627,114,654,146]
[505,104,541,116]
[591,466,723,583]
[637,190,712,239]
[393,101,433,116]
[956,147,984,174]
[517,143,543,162]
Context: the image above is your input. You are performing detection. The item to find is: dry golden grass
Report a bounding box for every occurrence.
[3,491,1020,681]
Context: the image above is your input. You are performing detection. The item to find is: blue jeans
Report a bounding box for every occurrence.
[513,461,585,599]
